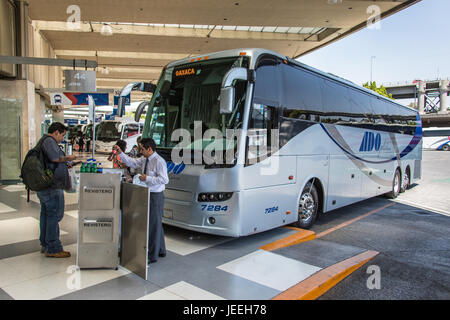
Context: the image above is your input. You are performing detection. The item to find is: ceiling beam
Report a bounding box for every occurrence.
[34,20,331,41]
[54,50,190,60]
[0,55,97,68]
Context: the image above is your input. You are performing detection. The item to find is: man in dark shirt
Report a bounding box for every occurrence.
[38,122,77,258]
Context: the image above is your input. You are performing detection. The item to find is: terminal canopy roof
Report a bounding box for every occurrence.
[25,0,419,94]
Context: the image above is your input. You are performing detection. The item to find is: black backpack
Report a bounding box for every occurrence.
[20,135,54,193]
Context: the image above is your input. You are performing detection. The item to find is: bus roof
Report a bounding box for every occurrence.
[166,48,418,115]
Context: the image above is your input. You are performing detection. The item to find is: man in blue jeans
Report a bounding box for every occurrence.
[38,122,77,258]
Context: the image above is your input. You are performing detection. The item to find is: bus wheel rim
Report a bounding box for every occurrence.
[299,193,315,222]
[394,172,400,193]
[402,172,409,190]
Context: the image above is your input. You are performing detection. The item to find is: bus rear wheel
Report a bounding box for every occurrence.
[400,168,410,193]
[442,144,449,151]
[386,169,401,199]
[295,182,319,229]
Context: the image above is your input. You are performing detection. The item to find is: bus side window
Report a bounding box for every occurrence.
[247,104,278,165]
[253,57,281,108]
[251,104,273,129]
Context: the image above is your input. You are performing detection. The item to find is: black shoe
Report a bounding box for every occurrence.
[159,253,166,258]
[149,259,157,264]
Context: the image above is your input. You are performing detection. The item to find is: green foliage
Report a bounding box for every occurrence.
[363,81,394,99]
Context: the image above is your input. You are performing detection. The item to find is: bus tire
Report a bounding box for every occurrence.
[295,182,319,229]
[442,144,449,151]
[400,167,410,193]
[386,169,401,199]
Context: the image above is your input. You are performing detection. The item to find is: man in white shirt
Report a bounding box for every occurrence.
[114,138,169,263]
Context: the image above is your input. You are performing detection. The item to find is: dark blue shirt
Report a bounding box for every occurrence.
[41,136,70,189]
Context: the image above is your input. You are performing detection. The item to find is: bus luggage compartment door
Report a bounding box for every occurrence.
[241,155,296,189]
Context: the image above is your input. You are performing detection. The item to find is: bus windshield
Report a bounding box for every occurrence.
[96,121,121,141]
[143,56,249,150]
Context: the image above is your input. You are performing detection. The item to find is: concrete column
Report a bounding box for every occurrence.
[439,80,449,114]
[52,107,65,124]
[34,93,47,137]
[0,79,35,163]
[417,80,426,114]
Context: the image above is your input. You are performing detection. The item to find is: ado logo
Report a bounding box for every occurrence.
[167,162,186,175]
[359,132,381,152]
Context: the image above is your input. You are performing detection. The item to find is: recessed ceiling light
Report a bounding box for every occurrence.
[100,24,113,36]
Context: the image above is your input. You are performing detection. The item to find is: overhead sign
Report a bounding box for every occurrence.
[65,70,96,92]
[64,119,79,126]
[50,92,109,106]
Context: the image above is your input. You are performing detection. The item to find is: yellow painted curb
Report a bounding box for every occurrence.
[260,227,316,251]
[272,250,379,300]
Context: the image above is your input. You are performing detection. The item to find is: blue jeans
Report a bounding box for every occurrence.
[37,188,65,254]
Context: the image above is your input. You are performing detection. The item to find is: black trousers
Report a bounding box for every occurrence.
[148,192,166,262]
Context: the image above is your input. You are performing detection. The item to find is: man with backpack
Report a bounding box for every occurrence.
[34,122,77,258]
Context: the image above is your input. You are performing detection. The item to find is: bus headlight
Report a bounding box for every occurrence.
[198,192,233,202]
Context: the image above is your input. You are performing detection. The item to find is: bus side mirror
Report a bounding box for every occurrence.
[135,101,149,122]
[220,67,252,114]
[220,87,235,114]
[160,80,171,98]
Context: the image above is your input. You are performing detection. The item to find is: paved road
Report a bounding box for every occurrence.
[312,151,450,300]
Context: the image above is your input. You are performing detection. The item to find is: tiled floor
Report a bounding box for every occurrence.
[138,281,225,300]
[0,202,17,213]
[0,217,68,246]
[217,250,321,291]
[0,181,363,300]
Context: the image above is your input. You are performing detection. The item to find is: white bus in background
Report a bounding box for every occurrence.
[82,123,99,152]
[141,48,422,236]
[95,118,143,153]
[422,127,450,151]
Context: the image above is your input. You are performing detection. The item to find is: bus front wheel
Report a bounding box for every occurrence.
[295,182,319,229]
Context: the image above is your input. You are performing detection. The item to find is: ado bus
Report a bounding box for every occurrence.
[422,127,450,151]
[141,48,422,236]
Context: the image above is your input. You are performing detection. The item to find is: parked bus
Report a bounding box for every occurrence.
[95,119,143,153]
[141,48,422,236]
[422,127,450,151]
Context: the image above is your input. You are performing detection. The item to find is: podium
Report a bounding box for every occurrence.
[77,173,121,269]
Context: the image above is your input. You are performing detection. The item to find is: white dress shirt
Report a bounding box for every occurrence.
[119,152,169,192]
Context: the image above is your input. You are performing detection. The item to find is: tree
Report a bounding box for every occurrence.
[363,81,394,99]
[408,102,418,110]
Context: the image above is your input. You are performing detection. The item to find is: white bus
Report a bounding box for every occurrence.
[422,127,450,151]
[141,48,422,236]
[95,119,143,153]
